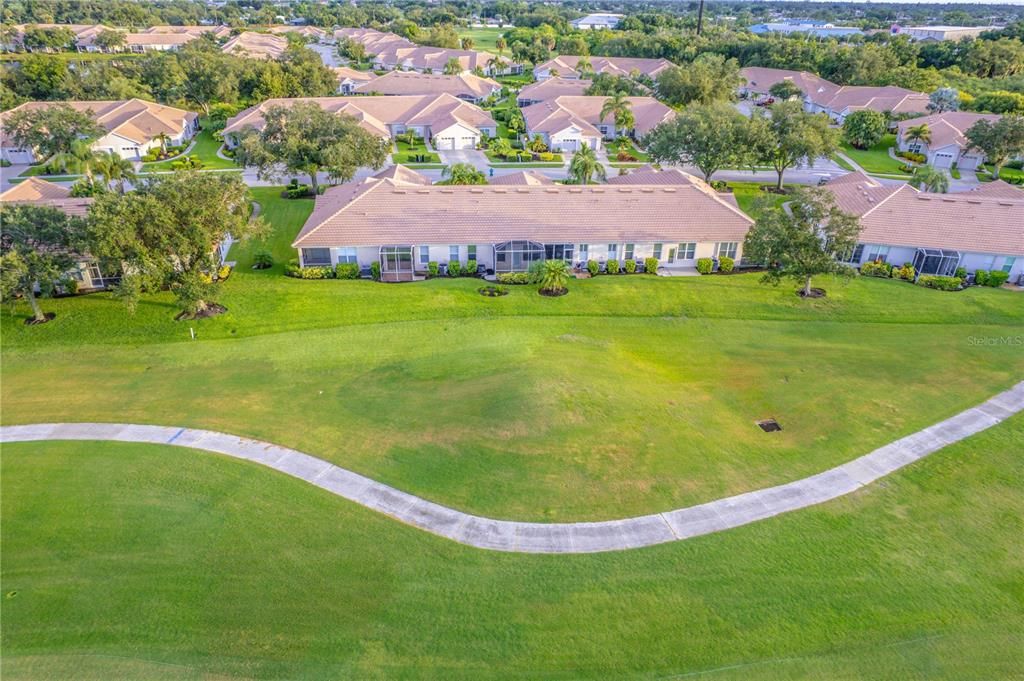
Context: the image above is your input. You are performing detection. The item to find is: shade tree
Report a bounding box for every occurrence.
[842,110,888,150]
[644,103,749,182]
[965,115,1024,179]
[3,103,104,161]
[745,101,840,190]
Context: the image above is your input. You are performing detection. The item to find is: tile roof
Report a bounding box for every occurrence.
[896,111,1001,151]
[489,170,555,185]
[0,178,93,217]
[333,66,376,84]
[221,32,289,60]
[335,28,513,73]
[355,71,501,100]
[825,174,1024,256]
[536,55,674,79]
[370,165,432,185]
[517,77,593,102]
[523,95,676,137]
[1,99,197,145]
[124,33,197,47]
[223,94,496,139]
[740,67,928,116]
[969,180,1024,199]
[293,170,753,248]
[268,25,327,39]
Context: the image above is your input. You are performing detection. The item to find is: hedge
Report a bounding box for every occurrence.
[696,257,714,274]
[917,274,962,291]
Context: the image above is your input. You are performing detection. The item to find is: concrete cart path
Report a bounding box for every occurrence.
[3,381,1021,554]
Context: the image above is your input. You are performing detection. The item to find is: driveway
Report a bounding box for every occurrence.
[437,148,489,169]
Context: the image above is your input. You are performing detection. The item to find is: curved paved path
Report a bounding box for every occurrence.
[3,381,1021,553]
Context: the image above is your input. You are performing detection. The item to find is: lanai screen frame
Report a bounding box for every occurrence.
[912,247,960,276]
[493,240,545,273]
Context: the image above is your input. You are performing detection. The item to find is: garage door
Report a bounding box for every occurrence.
[457,136,475,150]
[435,137,453,150]
[556,139,579,152]
[932,152,955,169]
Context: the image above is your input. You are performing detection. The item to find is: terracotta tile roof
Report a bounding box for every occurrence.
[1,178,93,217]
[896,111,1001,152]
[333,66,376,84]
[221,32,289,60]
[517,78,593,102]
[1,99,197,145]
[608,165,699,186]
[523,96,675,137]
[740,67,928,116]
[293,171,753,248]
[143,25,231,38]
[489,170,555,185]
[536,55,674,78]
[969,180,1024,199]
[370,165,432,185]
[124,33,197,47]
[355,71,500,100]
[335,28,513,73]
[740,67,840,100]
[223,94,495,139]
[826,175,1024,256]
[268,25,327,38]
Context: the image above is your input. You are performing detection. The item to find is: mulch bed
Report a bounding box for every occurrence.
[797,288,827,298]
[539,288,568,297]
[24,312,56,326]
[175,303,227,321]
[478,286,508,297]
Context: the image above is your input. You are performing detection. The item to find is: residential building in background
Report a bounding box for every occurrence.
[894,25,1000,41]
[353,71,501,104]
[533,55,674,81]
[517,78,593,106]
[0,99,198,163]
[221,31,290,60]
[570,13,625,30]
[748,20,863,38]
[521,96,675,151]
[895,111,1001,170]
[223,94,497,150]
[334,28,519,76]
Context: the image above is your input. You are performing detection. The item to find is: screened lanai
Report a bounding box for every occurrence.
[493,240,545,273]
[912,248,960,277]
[380,245,414,282]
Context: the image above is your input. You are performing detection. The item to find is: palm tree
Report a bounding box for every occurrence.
[441,162,487,185]
[568,145,606,185]
[539,259,570,294]
[600,92,635,137]
[576,55,593,78]
[51,139,100,178]
[495,37,507,57]
[154,132,171,156]
[443,57,463,75]
[909,165,949,194]
[95,151,137,194]
[488,136,513,160]
[905,124,932,147]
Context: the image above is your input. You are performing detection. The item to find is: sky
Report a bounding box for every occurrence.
[765,0,1024,5]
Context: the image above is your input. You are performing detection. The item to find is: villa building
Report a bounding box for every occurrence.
[825,172,1023,280]
[223,95,497,150]
[570,13,625,30]
[521,96,675,151]
[895,112,1001,170]
[221,32,289,60]
[516,78,593,106]
[334,28,520,76]
[533,55,673,81]
[0,99,199,163]
[291,165,753,281]
[352,71,501,103]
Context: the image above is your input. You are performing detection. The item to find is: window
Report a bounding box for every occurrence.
[337,247,357,264]
[841,243,865,264]
[419,245,430,265]
[302,248,331,265]
[544,243,574,261]
[449,245,459,262]
[981,255,996,271]
[578,244,588,261]
[716,242,738,259]
[468,245,476,261]
[493,240,544,272]
[625,243,635,260]
[1003,256,1017,273]
[865,245,890,263]
[678,242,696,260]
[653,243,663,259]
[608,243,618,259]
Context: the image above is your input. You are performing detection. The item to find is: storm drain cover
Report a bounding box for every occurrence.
[757,419,782,433]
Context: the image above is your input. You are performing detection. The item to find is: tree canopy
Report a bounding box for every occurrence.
[965,115,1024,178]
[842,110,888,150]
[655,54,742,107]
[3,103,104,160]
[644,103,749,182]
[746,101,840,190]
[234,102,390,194]
[743,188,861,297]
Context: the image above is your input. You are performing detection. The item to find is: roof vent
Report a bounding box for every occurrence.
[392,189,406,194]
[440,189,454,194]
[590,188,605,193]
[544,188,559,193]
[492,188,507,193]
[617,188,633,193]
[416,189,430,194]
[568,188,582,193]
[470,188,484,193]
[515,188,529,193]
[640,188,654,193]
[661,188,677,193]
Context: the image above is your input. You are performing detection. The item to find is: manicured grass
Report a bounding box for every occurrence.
[2,189,1022,522]
[141,125,238,171]
[18,163,64,178]
[978,164,1024,183]
[727,181,790,216]
[0,51,146,62]
[393,136,441,164]
[457,26,506,51]
[485,150,562,164]
[839,134,912,176]
[495,73,534,88]
[607,138,649,163]
[2,415,1022,679]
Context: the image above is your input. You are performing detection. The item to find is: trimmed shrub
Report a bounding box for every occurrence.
[709,180,728,192]
[623,258,636,274]
[448,261,463,277]
[283,184,311,199]
[497,272,531,284]
[370,261,381,281]
[893,263,916,281]
[59,276,79,295]
[718,256,735,273]
[285,260,334,279]
[216,264,232,281]
[606,259,620,274]
[860,260,892,277]
[427,261,439,277]
[896,150,926,164]
[538,152,555,162]
[696,257,714,274]
[586,259,599,276]
[616,150,638,162]
[644,257,659,274]
[974,269,989,286]
[986,270,1009,287]
[954,266,967,280]
[917,275,962,291]
[253,249,274,269]
[465,259,478,276]
[335,262,360,279]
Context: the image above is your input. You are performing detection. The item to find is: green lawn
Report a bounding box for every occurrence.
[727,181,790,216]
[485,150,562,164]
[978,164,1024,183]
[458,27,507,52]
[141,125,239,171]
[2,189,1022,523]
[608,138,649,163]
[839,134,912,176]
[393,136,441,164]
[2,415,1021,679]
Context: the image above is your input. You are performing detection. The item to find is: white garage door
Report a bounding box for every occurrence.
[435,137,453,150]
[932,152,955,169]
[556,139,579,152]
[458,136,475,150]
